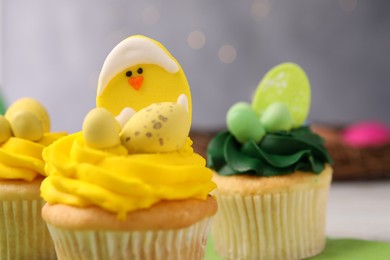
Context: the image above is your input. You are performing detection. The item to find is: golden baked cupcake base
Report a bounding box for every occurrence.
[211,165,332,260]
[42,196,217,260]
[0,178,56,260]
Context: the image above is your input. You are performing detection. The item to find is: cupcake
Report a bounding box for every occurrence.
[0,98,66,259]
[207,63,333,260]
[41,35,217,260]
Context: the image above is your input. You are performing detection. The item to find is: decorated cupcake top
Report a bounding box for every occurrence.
[207,63,332,176]
[0,98,66,181]
[41,35,215,219]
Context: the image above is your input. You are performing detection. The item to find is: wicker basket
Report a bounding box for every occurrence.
[190,127,390,181]
[311,125,390,180]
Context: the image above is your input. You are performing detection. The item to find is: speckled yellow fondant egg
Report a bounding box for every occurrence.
[120,102,190,153]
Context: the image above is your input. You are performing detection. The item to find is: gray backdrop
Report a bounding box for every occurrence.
[2,0,389,133]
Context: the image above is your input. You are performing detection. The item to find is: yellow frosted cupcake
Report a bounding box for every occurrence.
[0,98,66,259]
[207,63,333,260]
[41,35,217,260]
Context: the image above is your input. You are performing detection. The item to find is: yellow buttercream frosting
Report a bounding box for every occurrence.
[0,132,67,181]
[41,132,216,219]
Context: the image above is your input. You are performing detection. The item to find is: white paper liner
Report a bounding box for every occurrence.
[0,199,56,260]
[212,188,329,260]
[47,216,213,260]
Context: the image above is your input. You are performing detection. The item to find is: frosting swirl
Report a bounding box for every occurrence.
[41,133,216,219]
[207,126,332,176]
[0,133,66,181]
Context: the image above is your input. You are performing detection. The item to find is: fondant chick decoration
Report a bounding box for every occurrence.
[83,35,192,153]
[0,98,51,143]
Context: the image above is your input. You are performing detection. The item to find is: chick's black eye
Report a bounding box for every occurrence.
[126,71,132,77]
[137,68,143,74]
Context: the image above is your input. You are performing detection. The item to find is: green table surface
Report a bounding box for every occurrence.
[205,237,390,260]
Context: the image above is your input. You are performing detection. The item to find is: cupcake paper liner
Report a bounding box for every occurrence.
[0,199,56,260]
[47,216,214,260]
[212,188,329,260]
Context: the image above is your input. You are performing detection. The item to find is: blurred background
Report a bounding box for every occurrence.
[1,0,389,133]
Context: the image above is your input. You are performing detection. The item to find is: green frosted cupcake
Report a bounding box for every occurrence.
[207,63,333,260]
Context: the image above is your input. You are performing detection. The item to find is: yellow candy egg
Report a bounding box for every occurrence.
[82,108,121,149]
[0,115,12,143]
[8,111,44,141]
[5,98,51,133]
[120,102,190,153]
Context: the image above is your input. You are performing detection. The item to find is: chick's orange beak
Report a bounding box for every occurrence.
[128,76,144,90]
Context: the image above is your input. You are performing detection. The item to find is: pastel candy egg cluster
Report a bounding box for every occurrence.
[227,63,311,144]
[0,98,51,143]
[227,101,293,144]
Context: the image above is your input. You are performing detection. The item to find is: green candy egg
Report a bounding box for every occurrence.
[260,102,293,132]
[226,102,265,144]
[252,63,310,128]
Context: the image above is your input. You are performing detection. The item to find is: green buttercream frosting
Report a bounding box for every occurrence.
[207,126,332,176]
